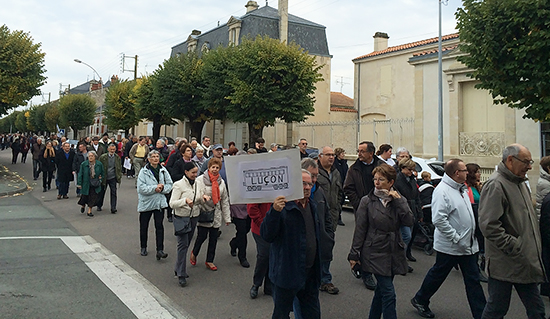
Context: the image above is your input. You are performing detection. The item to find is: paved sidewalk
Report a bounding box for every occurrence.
[0,165,191,319]
[0,164,29,196]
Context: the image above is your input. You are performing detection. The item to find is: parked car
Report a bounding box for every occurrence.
[411,156,445,185]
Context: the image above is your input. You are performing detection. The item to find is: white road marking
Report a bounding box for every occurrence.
[0,236,192,319]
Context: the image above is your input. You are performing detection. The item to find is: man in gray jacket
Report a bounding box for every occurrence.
[479,144,545,319]
[411,158,486,319]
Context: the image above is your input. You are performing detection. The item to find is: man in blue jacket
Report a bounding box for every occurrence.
[261,169,321,319]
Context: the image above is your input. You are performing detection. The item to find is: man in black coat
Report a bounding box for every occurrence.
[55,142,76,199]
[343,140,383,290]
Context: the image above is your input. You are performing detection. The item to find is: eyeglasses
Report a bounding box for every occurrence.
[302,182,314,187]
[321,153,335,157]
[357,149,370,154]
[300,142,308,145]
[512,156,534,166]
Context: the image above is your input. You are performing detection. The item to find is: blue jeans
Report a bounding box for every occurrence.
[320,260,332,284]
[482,277,545,319]
[272,268,320,319]
[400,225,411,246]
[58,181,69,196]
[369,274,396,319]
[414,252,486,319]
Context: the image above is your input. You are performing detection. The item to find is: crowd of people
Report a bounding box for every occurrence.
[3,131,550,319]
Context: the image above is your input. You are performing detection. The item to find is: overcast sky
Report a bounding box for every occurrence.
[1,0,461,111]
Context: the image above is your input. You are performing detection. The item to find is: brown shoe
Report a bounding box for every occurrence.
[320,283,339,294]
[57,195,62,200]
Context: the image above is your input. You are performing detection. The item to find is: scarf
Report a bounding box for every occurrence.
[374,187,394,207]
[89,162,96,178]
[208,170,221,205]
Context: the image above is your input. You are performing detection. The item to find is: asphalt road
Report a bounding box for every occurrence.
[1,149,548,319]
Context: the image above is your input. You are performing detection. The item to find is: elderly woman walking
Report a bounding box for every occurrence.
[137,150,173,259]
[170,161,203,287]
[190,157,231,271]
[77,151,104,217]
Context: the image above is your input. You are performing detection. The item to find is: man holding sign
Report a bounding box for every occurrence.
[261,169,321,319]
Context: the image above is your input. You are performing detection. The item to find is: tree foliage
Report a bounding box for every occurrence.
[57,94,96,135]
[134,75,176,140]
[154,52,211,139]
[104,79,139,136]
[456,0,550,120]
[0,25,47,115]
[14,111,27,132]
[202,36,323,144]
[27,103,48,133]
[44,102,60,133]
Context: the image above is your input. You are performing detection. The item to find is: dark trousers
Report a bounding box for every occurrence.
[21,152,28,163]
[481,277,545,319]
[192,226,219,263]
[58,181,69,196]
[11,150,18,164]
[175,216,198,278]
[97,178,117,211]
[272,268,320,319]
[252,232,271,289]
[370,275,397,319]
[165,193,172,219]
[230,216,251,261]
[139,210,164,251]
[414,252,486,319]
[33,159,41,179]
[42,171,53,189]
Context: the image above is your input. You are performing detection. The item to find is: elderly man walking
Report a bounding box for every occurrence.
[411,158,486,319]
[479,144,546,319]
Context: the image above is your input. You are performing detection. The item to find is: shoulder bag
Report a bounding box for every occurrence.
[174,181,196,236]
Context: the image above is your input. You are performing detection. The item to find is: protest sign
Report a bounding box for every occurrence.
[224,149,303,204]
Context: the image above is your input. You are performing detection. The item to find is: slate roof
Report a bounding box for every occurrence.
[171,5,330,57]
[70,80,111,95]
[353,33,459,62]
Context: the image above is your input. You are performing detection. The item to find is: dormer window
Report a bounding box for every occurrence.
[201,42,211,53]
[227,16,242,45]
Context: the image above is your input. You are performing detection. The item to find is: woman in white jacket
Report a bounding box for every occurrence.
[190,157,231,271]
[170,161,203,287]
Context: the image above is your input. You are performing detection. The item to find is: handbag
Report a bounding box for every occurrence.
[174,182,197,236]
[198,209,215,223]
[173,215,192,236]
[90,177,101,187]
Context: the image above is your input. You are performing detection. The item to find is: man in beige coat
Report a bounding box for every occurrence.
[479,144,545,319]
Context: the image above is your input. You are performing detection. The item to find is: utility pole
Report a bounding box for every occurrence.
[121,53,138,80]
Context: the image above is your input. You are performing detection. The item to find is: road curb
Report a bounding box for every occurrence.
[0,164,30,196]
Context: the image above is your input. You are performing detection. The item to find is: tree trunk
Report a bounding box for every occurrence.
[248,123,264,146]
[152,119,161,141]
[189,121,205,142]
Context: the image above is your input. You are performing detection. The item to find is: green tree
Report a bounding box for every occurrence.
[134,75,176,140]
[14,111,27,133]
[57,94,96,138]
[203,36,323,144]
[456,0,550,120]
[104,79,139,137]
[28,103,48,134]
[0,25,47,115]
[44,102,60,133]
[154,52,212,139]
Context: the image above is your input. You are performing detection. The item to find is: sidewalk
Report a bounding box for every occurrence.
[0,164,191,319]
[0,164,29,196]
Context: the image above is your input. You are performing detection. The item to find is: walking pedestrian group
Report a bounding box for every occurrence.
[3,131,550,319]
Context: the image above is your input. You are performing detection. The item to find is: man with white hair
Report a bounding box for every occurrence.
[31,137,45,180]
[479,144,545,319]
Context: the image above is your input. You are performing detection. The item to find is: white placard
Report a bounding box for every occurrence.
[225,149,303,204]
[123,158,132,170]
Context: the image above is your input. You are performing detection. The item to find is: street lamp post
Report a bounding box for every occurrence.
[437,0,446,162]
[74,58,103,136]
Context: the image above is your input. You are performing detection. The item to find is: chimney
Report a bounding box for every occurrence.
[278,0,288,44]
[245,1,259,13]
[191,29,201,36]
[111,75,119,84]
[373,32,389,52]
